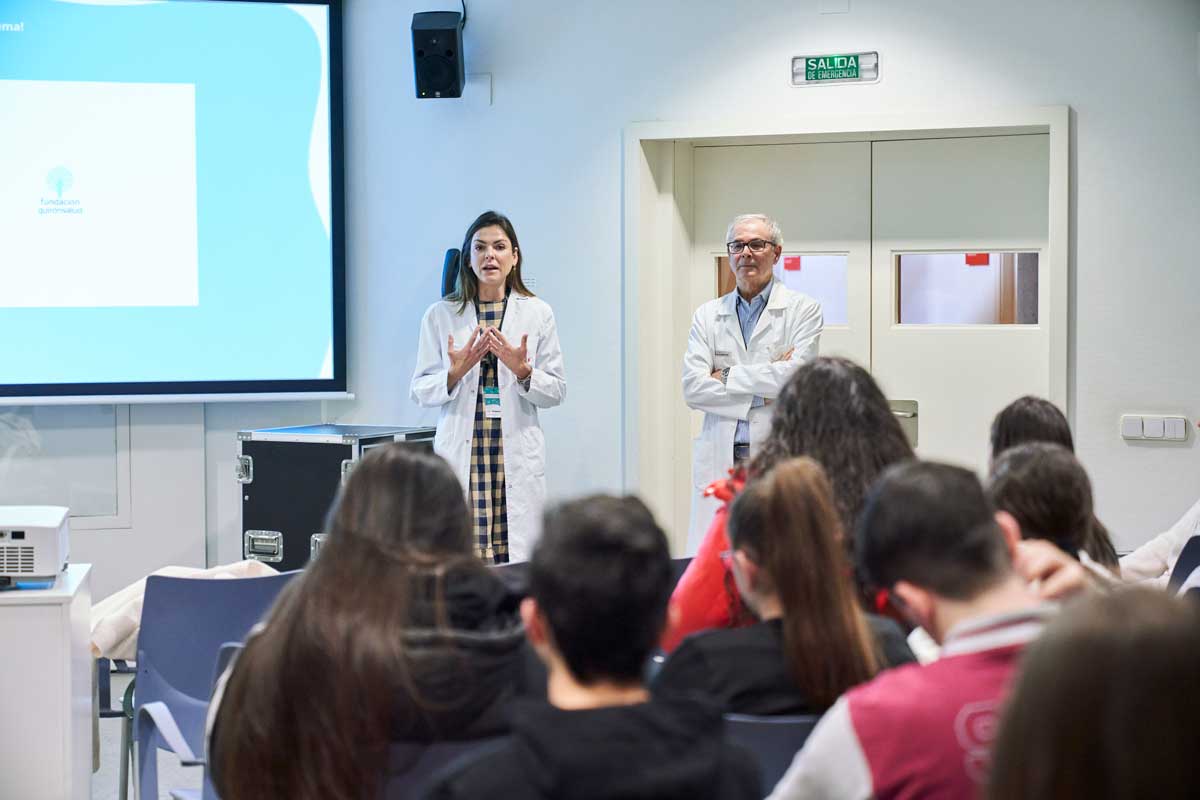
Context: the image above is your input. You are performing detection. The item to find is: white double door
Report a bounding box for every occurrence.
[690,133,1052,473]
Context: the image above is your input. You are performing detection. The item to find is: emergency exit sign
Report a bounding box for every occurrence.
[791,52,880,87]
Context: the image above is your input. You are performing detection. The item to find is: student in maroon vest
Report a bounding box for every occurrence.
[768,461,1055,800]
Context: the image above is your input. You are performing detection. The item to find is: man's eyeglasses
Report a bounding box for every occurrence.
[726,238,775,256]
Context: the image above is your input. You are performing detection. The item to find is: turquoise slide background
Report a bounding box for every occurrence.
[0,0,334,384]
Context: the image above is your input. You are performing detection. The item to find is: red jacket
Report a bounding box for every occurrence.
[661,476,751,652]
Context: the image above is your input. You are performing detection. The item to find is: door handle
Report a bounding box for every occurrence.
[888,400,919,447]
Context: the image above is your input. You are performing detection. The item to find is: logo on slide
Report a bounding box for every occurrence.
[46,167,74,199]
[39,166,84,216]
[0,22,25,33]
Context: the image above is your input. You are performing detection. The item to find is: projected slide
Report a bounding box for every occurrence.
[0,0,340,394]
[2,79,199,308]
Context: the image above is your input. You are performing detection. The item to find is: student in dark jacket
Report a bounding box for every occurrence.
[208,445,535,800]
[423,495,761,800]
[655,457,915,715]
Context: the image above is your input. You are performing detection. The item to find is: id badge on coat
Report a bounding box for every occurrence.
[483,385,502,418]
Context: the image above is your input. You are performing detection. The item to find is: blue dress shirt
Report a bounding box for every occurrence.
[733,281,771,445]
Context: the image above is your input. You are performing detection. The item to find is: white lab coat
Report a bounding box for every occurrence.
[681,282,822,552]
[411,293,566,562]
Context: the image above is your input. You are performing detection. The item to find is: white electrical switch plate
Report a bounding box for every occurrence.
[1120,415,1143,439]
[1143,416,1166,438]
[1164,417,1188,440]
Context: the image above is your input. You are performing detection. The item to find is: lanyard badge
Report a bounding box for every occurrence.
[483,385,502,419]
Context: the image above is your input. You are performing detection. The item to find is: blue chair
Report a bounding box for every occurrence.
[723,713,820,794]
[134,572,298,800]
[164,642,245,800]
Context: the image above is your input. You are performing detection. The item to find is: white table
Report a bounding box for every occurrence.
[0,564,92,800]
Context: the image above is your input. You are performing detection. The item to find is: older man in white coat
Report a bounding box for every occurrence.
[681,213,822,551]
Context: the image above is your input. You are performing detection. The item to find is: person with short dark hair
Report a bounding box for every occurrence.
[423,495,761,800]
[988,442,1120,570]
[989,395,1074,463]
[768,461,1053,800]
[989,588,1200,800]
[654,457,914,715]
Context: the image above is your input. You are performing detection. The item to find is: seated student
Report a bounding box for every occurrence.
[988,588,1200,799]
[208,445,531,800]
[768,461,1055,800]
[1120,496,1200,585]
[665,357,914,651]
[988,442,1120,572]
[654,457,914,715]
[989,394,1075,464]
[989,396,1120,569]
[423,495,761,800]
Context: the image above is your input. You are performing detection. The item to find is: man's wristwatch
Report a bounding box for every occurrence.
[720,367,731,384]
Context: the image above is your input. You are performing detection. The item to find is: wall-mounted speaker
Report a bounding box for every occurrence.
[412,11,465,99]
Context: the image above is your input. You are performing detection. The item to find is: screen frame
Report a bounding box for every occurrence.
[0,0,348,403]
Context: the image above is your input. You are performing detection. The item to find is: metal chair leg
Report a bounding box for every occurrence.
[120,679,136,800]
[119,717,130,800]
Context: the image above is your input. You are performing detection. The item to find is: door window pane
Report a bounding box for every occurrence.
[896,252,1038,325]
[716,253,848,325]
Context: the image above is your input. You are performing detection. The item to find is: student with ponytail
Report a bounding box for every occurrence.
[653,457,913,715]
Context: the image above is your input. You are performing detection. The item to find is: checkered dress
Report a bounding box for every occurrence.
[471,299,508,563]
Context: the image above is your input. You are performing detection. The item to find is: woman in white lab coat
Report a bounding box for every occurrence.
[411,211,565,563]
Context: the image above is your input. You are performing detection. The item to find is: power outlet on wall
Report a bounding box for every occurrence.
[1120,414,1190,441]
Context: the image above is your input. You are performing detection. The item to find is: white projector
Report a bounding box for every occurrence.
[0,506,70,581]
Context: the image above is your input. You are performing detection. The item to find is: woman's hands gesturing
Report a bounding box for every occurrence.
[446,327,490,391]
[447,327,533,391]
[484,329,532,381]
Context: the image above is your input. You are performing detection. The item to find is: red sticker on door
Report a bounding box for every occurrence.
[965,253,990,266]
[783,255,802,271]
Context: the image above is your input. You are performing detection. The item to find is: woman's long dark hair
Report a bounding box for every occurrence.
[728,457,879,710]
[448,210,536,313]
[988,442,1120,570]
[749,357,914,537]
[211,446,483,800]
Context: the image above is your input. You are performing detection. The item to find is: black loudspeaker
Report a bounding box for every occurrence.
[412,12,465,99]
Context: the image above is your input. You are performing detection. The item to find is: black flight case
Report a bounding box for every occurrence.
[236,424,435,571]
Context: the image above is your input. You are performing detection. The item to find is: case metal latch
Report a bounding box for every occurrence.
[340,459,355,486]
[235,455,254,484]
[310,533,328,561]
[244,530,283,563]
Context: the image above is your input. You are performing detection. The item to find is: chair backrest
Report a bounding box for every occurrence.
[669,556,693,592]
[212,642,244,689]
[489,560,530,595]
[441,248,461,298]
[723,713,820,792]
[136,571,298,704]
[380,737,508,799]
[1168,535,1200,593]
